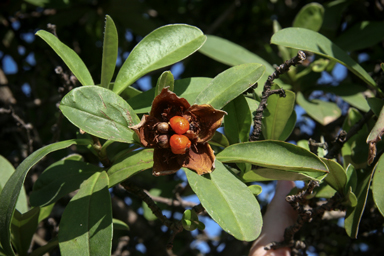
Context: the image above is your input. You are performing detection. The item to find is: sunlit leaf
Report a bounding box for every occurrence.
[60,86,140,143]
[36,30,94,86]
[113,24,206,94]
[155,71,174,97]
[100,15,118,89]
[185,161,262,241]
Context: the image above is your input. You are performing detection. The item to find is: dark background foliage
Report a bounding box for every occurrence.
[1,0,384,255]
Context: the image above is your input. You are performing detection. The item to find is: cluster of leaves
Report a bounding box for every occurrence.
[1,1,384,255]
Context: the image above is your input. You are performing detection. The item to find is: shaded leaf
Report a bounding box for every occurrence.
[278,110,297,141]
[0,155,28,214]
[113,218,129,231]
[198,35,290,94]
[262,87,296,140]
[208,131,229,148]
[372,154,384,217]
[322,158,347,193]
[113,24,206,94]
[293,2,324,31]
[296,92,341,125]
[155,71,174,97]
[242,167,327,182]
[184,161,262,241]
[29,237,58,256]
[217,141,328,176]
[35,30,94,86]
[60,86,140,143]
[0,139,91,256]
[367,97,384,117]
[100,15,118,89]
[271,28,378,92]
[345,169,374,238]
[107,149,153,187]
[195,63,265,109]
[30,160,102,207]
[334,21,384,52]
[223,95,252,144]
[59,171,112,255]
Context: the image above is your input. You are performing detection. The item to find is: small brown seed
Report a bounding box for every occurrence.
[157,122,169,133]
[157,135,170,148]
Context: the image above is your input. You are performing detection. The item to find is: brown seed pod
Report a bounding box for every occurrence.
[157,134,170,148]
[157,122,169,133]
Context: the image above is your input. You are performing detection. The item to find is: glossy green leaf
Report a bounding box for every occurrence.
[242,167,327,182]
[372,154,384,217]
[262,87,295,140]
[209,131,229,148]
[11,207,40,256]
[278,110,297,141]
[127,77,212,114]
[107,149,153,187]
[217,141,328,176]
[59,171,112,255]
[185,161,262,241]
[60,86,140,143]
[248,185,262,196]
[35,30,94,86]
[0,156,28,214]
[223,95,252,144]
[155,71,174,97]
[367,105,384,165]
[0,139,91,256]
[30,159,102,207]
[293,3,324,31]
[271,28,378,91]
[334,21,384,52]
[113,24,206,94]
[100,15,118,89]
[195,63,265,110]
[345,169,374,238]
[342,108,369,168]
[367,98,384,117]
[198,35,290,94]
[322,158,347,193]
[296,92,341,125]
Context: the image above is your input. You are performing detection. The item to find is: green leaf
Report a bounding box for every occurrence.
[38,203,55,223]
[35,30,94,86]
[367,97,384,117]
[315,183,336,198]
[184,161,262,241]
[345,164,358,195]
[11,207,40,256]
[59,171,112,255]
[273,20,292,61]
[278,110,297,141]
[242,167,327,182]
[60,86,140,143]
[271,28,379,93]
[208,131,229,148]
[366,105,384,165]
[142,188,162,221]
[296,92,341,125]
[155,71,174,97]
[113,218,129,231]
[334,21,384,52]
[29,159,102,207]
[322,158,347,193]
[262,87,296,140]
[223,95,252,144]
[198,35,290,94]
[194,63,265,109]
[345,169,374,238]
[342,108,369,168]
[30,237,58,256]
[319,83,370,112]
[0,155,28,214]
[248,185,262,196]
[107,149,153,187]
[113,24,206,95]
[372,154,384,217]
[217,141,328,176]
[100,15,118,89]
[293,3,324,31]
[0,139,91,256]
[182,209,200,231]
[127,77,212,114]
